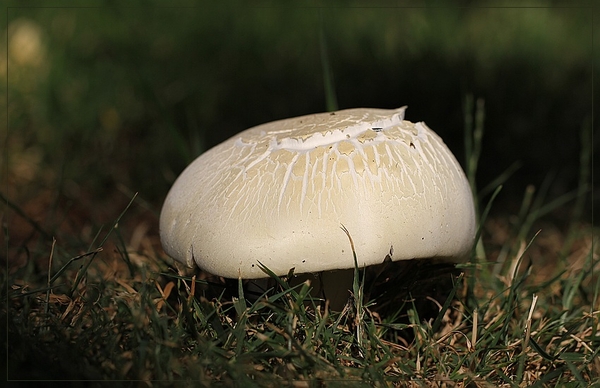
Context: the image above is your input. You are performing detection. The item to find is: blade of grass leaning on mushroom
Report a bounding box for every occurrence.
[160,107,476,311]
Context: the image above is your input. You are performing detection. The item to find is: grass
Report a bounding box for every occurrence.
[4,198,598,386]
[4,95,598,386]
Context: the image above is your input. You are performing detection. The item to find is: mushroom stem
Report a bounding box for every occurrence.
[292,269,355,311]
[320,269,356,310]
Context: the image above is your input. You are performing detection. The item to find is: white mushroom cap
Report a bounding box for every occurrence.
[160,107,476,279]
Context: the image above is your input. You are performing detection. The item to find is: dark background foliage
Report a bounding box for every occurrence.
[4,1,598,227]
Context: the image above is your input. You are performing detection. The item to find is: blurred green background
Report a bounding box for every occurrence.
[3,0,598,229]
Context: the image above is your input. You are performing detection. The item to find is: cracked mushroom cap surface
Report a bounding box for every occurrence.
[160,107,476,278]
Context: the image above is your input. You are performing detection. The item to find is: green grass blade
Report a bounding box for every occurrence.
[69,193,138,296]
[431,273,463,334]
[319,11,338,112]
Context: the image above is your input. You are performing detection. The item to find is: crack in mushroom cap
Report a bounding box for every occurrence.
[160,107,476,278]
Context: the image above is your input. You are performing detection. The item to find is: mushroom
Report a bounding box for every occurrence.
[160,107,476,309]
